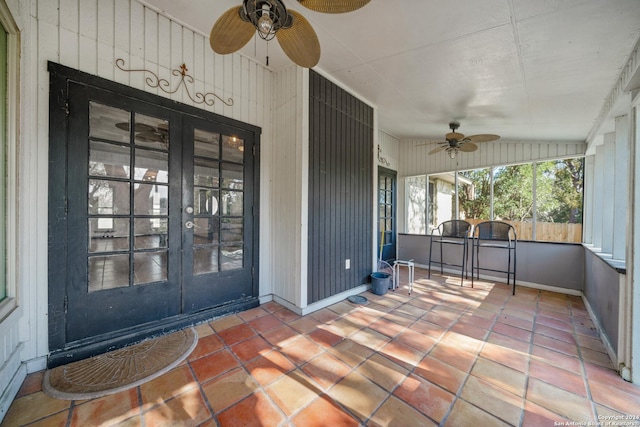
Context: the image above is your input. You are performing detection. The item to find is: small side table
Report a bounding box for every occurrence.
[393,260,415,295]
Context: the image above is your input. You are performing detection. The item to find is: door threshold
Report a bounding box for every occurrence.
[47,297,259,368]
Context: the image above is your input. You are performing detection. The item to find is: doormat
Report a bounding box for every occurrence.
[43,327,198,400]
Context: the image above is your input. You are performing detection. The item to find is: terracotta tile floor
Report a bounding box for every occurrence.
[4,269,640,426]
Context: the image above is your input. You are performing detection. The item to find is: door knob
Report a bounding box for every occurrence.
[185,221,194,229]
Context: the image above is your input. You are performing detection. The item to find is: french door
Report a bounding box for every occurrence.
[378,167,397,262]
[48,64,259,361]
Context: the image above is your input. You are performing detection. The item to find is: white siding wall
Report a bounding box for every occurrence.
[400,139,586,176]
[377,130,399,171]
[8,0,275,376]
[271,66,307,307]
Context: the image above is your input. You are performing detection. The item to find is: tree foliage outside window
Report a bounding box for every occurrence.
[457,168,491,220]
[406,175,426,234]
[537,159,583,224]
[494,164,534,222]
[418,157,584,242]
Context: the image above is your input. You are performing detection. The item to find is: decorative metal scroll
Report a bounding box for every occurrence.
[115,59,234,107]
[377,144,390,167]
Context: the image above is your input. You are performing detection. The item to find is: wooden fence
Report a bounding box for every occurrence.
[465,219,582,243]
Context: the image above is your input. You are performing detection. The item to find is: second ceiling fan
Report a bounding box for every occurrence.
[210,0,370,68]
[429,122,500,159]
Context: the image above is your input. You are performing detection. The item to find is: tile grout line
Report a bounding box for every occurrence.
[426,276,504,426]
[571,295,600,421]
[519,287,541,426]
[186,356,221,427]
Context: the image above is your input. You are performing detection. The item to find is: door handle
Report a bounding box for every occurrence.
[185,221,194,229]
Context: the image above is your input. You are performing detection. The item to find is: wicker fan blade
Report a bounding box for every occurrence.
[297,0,370,13]
[210,7,255,54]
[445,131,465,141]
[459,142,478,152]
[466,134,500,143]
[429,145,447,155]
[276,10,320,68]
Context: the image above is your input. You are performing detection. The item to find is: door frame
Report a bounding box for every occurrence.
[47,62,261,367]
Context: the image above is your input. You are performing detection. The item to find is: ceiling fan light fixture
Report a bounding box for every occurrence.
[447,148,458,159]
[257,13,273,35]
[243,0,290,41]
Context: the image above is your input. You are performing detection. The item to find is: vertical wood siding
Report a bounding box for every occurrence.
[307,70,373,304]
[270,66,304,305]
[400,139,586,176]
[377,130,399,171]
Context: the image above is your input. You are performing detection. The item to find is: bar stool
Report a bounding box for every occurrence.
[471,221,517,294]
[428,220,471,286]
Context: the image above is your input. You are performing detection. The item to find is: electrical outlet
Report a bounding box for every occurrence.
[345,259,351,269]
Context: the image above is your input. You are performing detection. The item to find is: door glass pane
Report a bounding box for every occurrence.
[134,149,168,183]
[194,247,218,275]
[134,113,169,150]
[194,158,219,187]
[89,141,130,178]
[222,135,243,163]
[221,245,243,271]
[192,129,245,276]
[194,130,219,159]
[88,254,129,292]
[194,218,219,244]
[134,183,168,215]
[90,102,131,143]
[89,180,130,215]
[222,163,243,189]
[221,191,243,216]
[134,251,168,285]
[89,218,129,253]
[221,218,243,243]
[134,218,168,249]
[194,188,219,215]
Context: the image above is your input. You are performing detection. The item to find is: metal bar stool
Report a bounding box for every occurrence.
[471,221,517,294]
[428,220,471,286]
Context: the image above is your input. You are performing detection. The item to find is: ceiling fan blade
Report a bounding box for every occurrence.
[445,131,465,141]
[210,7,255,55]
[296,0,370,13]
[276,10,320,68]
[459,142,478,152]
[429,145,447,155]
[466,134,500,143]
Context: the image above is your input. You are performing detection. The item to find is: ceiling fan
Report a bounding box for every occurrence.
[428,122,500,159]
[209,0,370,68]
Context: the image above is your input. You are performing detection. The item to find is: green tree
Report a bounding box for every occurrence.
[537,159,583,223]
[458,168,491,220]
[493,164,534,221]
[456,158,583,225]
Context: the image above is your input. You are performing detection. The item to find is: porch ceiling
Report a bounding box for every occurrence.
[141,0,640,142]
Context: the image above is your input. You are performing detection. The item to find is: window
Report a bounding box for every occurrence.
[406,175,426,234]
[535,159,583,242]
[405,157,584,243]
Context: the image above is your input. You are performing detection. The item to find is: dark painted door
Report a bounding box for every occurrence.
[64,82,255,343]
[181,116,255,313]
[378,167,397,262]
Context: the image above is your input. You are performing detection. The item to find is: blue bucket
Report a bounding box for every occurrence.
[370,272,391,296]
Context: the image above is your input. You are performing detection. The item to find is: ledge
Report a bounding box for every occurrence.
[583,244,627,274]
